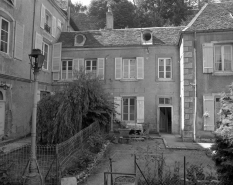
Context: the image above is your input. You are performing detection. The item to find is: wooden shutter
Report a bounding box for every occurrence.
[40,4,45,29]
[137,96,144,123]
[52,42,62,72]
[37,91,41,103]
[35,32,43,50]
[14,22,24,60]
[203,95,215,131]
[203,43,214,73]
[97,58,105,80]
[52,16,56,37]
[137,57,144,79]
[53,73,60,81]
[114,97,122,121]
[115,58,122,79]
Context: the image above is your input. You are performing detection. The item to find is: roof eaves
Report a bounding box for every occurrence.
[182,3,208,32]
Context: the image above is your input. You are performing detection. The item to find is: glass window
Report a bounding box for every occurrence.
[85,59,97,77]
[123,59,136,79]
[158,58,172,79]
[214,45,232,72]
[42,42,49,70]
[122,97,135,121]
[44,10,52,34]
[0,18,9,53]
[159,97,172,105]
[61,60,73,80]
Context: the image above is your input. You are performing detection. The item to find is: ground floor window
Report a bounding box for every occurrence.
[61,60,73,80]
[122,97,136,121]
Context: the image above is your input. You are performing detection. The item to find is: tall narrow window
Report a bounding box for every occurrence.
[158,58,172,79]
[44,11,52,34]
[123,59,136,79]
[61,60,73,80]
[0,18,9,53]
[123,97,136,121]
[85,59,97,76]
[214,45,232,71]
[42,42,49,70]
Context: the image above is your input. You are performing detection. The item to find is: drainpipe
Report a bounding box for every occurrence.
[30,0,36,81]
[193,31,197,141]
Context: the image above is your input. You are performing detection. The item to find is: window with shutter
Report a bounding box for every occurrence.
[158,58,172,79]
[214,45,232,72]
[203,95,215,131]
[42,42,49,70]
[203,43,214,73]
[137,97,144,123]
[61,60,73,80]
[123,97,136,121]
[14,22,24,60]
[52,42,62,72]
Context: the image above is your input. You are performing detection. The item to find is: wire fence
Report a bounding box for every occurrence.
[0,121,100,185]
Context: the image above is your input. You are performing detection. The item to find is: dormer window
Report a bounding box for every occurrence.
[74,34,86,46]
[141,29,153,45]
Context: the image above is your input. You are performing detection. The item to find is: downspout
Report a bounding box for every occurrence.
[193,31,197,141]
[30,0,36,81]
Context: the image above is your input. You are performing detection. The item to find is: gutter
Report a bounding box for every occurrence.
[30,0,36,81]
[193,31,197,142]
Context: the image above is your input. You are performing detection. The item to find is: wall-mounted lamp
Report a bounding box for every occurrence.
[0,81,10,90]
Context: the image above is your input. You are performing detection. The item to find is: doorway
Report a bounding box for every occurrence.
[159,107,172,133]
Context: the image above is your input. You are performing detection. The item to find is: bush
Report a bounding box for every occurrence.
[211,82,233,184]
[87,132,105,153]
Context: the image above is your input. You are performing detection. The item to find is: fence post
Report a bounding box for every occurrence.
[184,156,186,185]
[109,158,113,185]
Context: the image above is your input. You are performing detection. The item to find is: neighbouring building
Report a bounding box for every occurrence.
[0,0,76,139]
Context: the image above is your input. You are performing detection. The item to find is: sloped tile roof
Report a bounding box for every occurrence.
[185,2,233,32]
[58,27,184,48]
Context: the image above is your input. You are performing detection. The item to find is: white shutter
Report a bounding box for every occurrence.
[203,95,215,131]
[137,57,144,79]
[97,58,105,80]
[114,97,122,121]
[137,96,144,123]
[52,16,56,37]
[37,91,41,103]
[53,72,60,81]
[78,58,84,71]
[35,32,43,51]
[14,22,24,60]
[52,42,62,72]
[40,4,45,29]
[203,43,214,73]
[115,58,122,79]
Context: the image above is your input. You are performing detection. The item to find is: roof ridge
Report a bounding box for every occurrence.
[183,3,208,32]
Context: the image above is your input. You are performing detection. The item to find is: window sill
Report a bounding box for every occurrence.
[119,79,140,82]
[212,72,233,76]
[0,51,12,59]
[157,78,174,82]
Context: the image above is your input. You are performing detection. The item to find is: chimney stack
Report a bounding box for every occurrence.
[106,2,114,29]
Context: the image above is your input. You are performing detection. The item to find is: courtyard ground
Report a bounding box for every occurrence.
[79,136,215,185]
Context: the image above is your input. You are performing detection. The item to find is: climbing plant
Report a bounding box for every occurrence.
[36,71,115,144]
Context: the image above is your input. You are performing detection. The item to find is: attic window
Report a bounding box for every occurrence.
[74,34,86,46]
[141,30,153,45]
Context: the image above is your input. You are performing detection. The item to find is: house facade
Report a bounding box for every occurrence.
[180,2,233,139]
[0,0,74,139]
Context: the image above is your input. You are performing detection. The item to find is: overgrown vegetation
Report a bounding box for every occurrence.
[211,82,233,184]
[36,71,115,144]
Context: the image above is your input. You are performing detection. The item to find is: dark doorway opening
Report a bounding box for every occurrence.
[159,107,172,133]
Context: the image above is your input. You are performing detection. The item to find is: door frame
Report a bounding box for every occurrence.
[0,89,6,137]
[157,105,173,134]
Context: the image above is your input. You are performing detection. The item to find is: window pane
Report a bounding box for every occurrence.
[166,66,171,71]
[62,72,66,79]
[165,98,171,104]
[68,61,72,70]
[159,98,164,104]
[215,46,222,71]
[92,60,97,70]
[159,72,164,78]
[130,59,136,78]
[2,19,9,32]
[0,42,7,53]
[130,114,134,121]
[123,114,128,121]
[159,66,164,72]
[224,46,231,71]
[130,98,134,106]
[123,99,128,106]
[62,61,66,70]
[166,59,171,65]
[123,59,129,78]
[166,72,171,78]
[159,59,164,66]
[1,31,8,42]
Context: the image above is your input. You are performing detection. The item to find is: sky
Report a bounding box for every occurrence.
[71,0,134,6]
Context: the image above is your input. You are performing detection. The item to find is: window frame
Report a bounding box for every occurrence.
[122,97,136,122]
[214,44,233,72]
[44,9,52,34]
[85,59,97,76]
[0,17,10,54]
[158,58,172,80]
[42,42,49,70]
[123,58,136,80]
[159,97,172,105]
[61,60,73,80]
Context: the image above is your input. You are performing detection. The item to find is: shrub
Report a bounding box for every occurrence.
[211,82,233,184]
[87,132,105,153]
